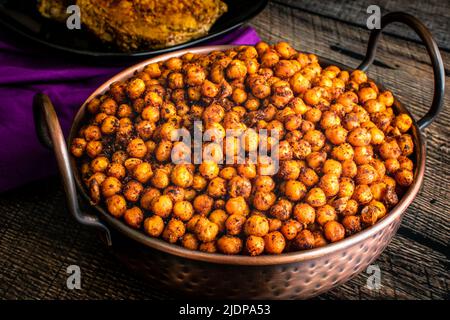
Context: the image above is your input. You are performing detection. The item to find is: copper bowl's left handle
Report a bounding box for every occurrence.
[33,93,112,246]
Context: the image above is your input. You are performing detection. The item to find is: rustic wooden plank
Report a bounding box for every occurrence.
[274,0,450,51]
[249,2,450,248]
[0,176,448,300]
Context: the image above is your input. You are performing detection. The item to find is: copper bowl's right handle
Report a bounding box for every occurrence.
[358,12,445,130]
[33,93,112,246]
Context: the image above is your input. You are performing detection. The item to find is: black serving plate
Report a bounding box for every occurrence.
[0,0,267,57]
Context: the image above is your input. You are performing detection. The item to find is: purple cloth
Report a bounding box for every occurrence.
[0,26,260,192]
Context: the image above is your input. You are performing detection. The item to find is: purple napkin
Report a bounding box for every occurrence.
[0,26,260,192]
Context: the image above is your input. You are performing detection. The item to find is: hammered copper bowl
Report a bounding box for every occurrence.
[33,12,444,299]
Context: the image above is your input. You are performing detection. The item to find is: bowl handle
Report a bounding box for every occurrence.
[357,12,445,130]
[33,93,112,246]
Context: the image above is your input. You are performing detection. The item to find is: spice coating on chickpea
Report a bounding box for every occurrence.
[72,42,416,255]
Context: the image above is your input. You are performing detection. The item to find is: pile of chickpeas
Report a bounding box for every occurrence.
[71,42,415,255]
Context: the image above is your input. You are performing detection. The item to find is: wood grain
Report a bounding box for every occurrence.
[0,0,448,300]
[275,0,450,51]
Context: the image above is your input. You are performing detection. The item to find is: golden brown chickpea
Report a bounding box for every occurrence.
[397,134,414,156]
[185,64,206,86]
[280,219,301,240]
[198,160,219,180]
[252,191,276,211]
[191,177,205,195]
[194,217,219,242]
[217,235,243,255]
[319,174,340,197]
[70,138,87,157]
[224,196,249,216]
[209,209,228,232]
[143,215,164,237]
[264,231,286,254]
[395,169,414,187]
[379,138,401,160]
[126,78,145,100]
[320,111,341,129]
[341,215,361,235]
[306,151,327,170]
[352,184,373,204]
[293,203,315,225]
[331,143,354,161]
[207,177,227,198]
[151,195,173,218]
[358,87,377,104]
[150,169,169,189]
[140,188,161,210]
[350,70,368,85]
[105,194,127,218]
[340,159,356,178]
[84,125,102,141]
[324,220,345,242]
[269,199,293,221]
[224,214,245,236]
[303,129,325,151]
[123,180,143,202]
[220,166,237,180]
[127,138,147,158]
[170,164,193,188]
[133,162,153,184]
[261,49,280,68]
[293,229,315,250]
[305,188,327,208]
[316,204,337,226]
[226,60,247,79]
[299,167,319,187]
[155,141,173,162]
[101,176,122,198]
[303,88,321,106]
[290,72,310,94]
[356,164,378,185]
[244,215,269,237]
[193,194,214,215]
[245,236,265,256]
[270,82,294,108]
[165,57,183,71]
[325,126,348,145]
[338,177,355,198]
[172,201,194,222]
[124,207,143,229]
[347,127,371,147]
[182,233,199,250]
[322,159,342,176]
[162,219,186,243]
[85,141,102,158]
[284,180,307,201]
[100,98,118,115]
[394,114,413,133]
[90,156,109,173]
[398,156,413,171]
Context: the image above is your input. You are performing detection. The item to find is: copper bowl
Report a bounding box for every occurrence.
[33,12,444,299]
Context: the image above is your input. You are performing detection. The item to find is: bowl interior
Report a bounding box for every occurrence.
[68,45,426,266]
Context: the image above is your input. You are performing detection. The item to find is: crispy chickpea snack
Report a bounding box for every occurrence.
[71,42,416,256]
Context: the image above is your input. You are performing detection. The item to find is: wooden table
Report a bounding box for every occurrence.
[0,0,448,300]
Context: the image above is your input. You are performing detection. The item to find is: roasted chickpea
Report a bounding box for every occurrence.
[299,167,319,187]
[293,203,315,226]
[207,177,227,198]
[264,231,286,254]
[356,164,378,185]
[101,176,122,198]
[190,194,213,216]
[253,191,276,211]
[352,184,373,204]
[162,219,186,243]
[332,143,354,161]
[270,199,293,221]
[199,161,219,179]
[100,98,118,115]
[347,127,371,147]
[322,159,342,176]
[84,125,102,141]
[123,180,143,202]
[244,215,269,237]
[319,174,340,197]
[397,134,414,156]
[280,219,301,240]
[182,233,199,250]
[293,229,315,250]
[216,235,242,255]
[324,221,345,242]
[209,209,228,232]
[225,196,250,216]
[245,236,265,256]
[325,126,348,145]
[91,156,109,173]
[283,180,307,201]
[106,194,127,218]
[394,114,413,133]
[395,169,414,187]
[194,217,219,242]
[342,215,361,235]
[132,162,153,184]
[151,195,173,218]
[70,138,87,157]
[172,201,194,222]
[124,207,144,228]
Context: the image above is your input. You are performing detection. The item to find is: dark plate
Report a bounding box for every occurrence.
[0,0,267,57]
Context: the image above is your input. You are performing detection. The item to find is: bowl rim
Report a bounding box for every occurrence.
[69,45,426,266]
